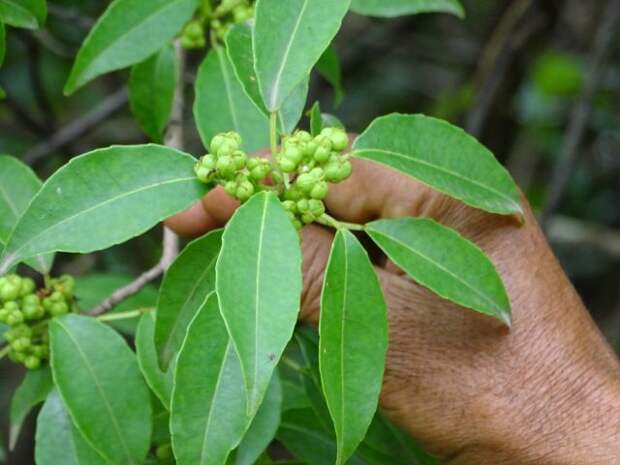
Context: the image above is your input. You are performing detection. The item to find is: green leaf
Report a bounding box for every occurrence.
[64,0,199,94]
[9,367,53,450]
[0,0,46,29]
[350,0,464,18]
[35,390,108,465]
[253,0,350,111]
[216,191,302,415]
[0,155,54,274]
[75,273,158,335]
[366,218,511,325]
[234,372,282,465]
[321,113,345,129]
[49,314,152,465]
[0,145,209,275]
[194,46,270,154]
[129,44,177,143]
[226,22,309,135]
[171,292,249,465]
[319,230,388,465]
[309,101,323,136]
[155,229,222,370]
[0,86,5,100]
[137,312,174,409]
[352,114,522,216]
[316,45,343,105]
[0,23,5,67]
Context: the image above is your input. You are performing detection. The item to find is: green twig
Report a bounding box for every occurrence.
[270,112,290,190]
[97,307,154,322]
[317,214,364,231]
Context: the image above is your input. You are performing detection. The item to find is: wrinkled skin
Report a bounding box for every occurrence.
[166,147,620,464]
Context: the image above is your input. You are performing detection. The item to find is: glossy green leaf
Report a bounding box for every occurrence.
[352,114,522,215]
[129,44,177,143]
[253,0,350,111]
[320,230,388,464]
[350,0,464,18]
[155,229,222,370]
[64,0,199,94]
[0,0,46,28]
[194,47,269,154]
[75,273,158,334]
[366,218,511,325]
[49,314,152,465]
[309,101,323,136]
[0,23,5,66]
[9,366,53,449]
[216,191,302,415]
[0,145,208,274]
[234,372,282,465]
[226,22,309,135]
[321,113,345,129]
[316,45,343,105]
[0,155,54,274]
[137,312,174,409]
[171,292,249,465]
[35,390,108,465]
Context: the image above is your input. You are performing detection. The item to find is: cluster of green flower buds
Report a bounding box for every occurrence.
[195,132,272,202]
[211,0,254,40]
[279,127,352,229]
[0,274,75,370]
[180,20,206,49]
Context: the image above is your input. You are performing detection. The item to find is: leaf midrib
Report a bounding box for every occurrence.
[3,175,195,266]
[54,319,134,465]
[217,47,242,132]
[267,0,310,109]
[337,234,350,463]
[354,148,519,209]
[368,228,504,314]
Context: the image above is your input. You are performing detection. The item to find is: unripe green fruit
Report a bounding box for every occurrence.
[296,173,315,193]
[310,181,328,200]
[50,302,69,317]
[339,160,352,180]
[297,199,310,213]
[309,167,324,178]
[285,146,303,164]
[184,21,204,40]
[292,219,303,230]
[313,146,330,163]
[216,156,235,178]
[9,350,26,363]
[156,443,173,461]
[314,134,333,152]
[303,141,318,157]
[250,164,270,182]
[201,154,217,170]
[6,311,24,326]
[24,356,41,370]
[195,166,211,183]
[301,213,315,224]
[50,291,64,303]
[0,308,9,323]
[224,181,237,196]
[20,278,36,297]
[308,199,325,217]
[279,157,297,173]
[12,336,30,351]
[282,200,297,213]
[235,180,255,201]
[0,283,20,302]
[32,345,48,358]
[180,36,195,49]
[4,301,19,312]
[209,134,226,154]
[328,128,349,151]
[283,185,302,201]
[22,294,39,306]
[227,131,242,146]
[232,151,247,170]
[324,162,342,182]
[247,158,260,170]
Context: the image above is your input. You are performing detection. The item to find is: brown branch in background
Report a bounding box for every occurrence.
[24,86,129,166]
[465,0,536,137]
[89,42,185,316]
[540,0,620,226]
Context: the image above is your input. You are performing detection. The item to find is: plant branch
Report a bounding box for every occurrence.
[540,0,620,227]
[89,42,186,316]
[24,86,129,166]
[317,214,364,231]
[97,307,154,322]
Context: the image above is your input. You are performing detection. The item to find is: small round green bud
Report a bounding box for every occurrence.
[50,302,69,317]
[327,128,349,151]
[301,213,315,224]
[297,199,310,213]
[308,199,325,217]
[42,297,53,311]
[6,311,24,326]
[303,141,318,157]
[296,173,315,193]
[247,158,260,170]
[4,301,19,312]
[235,180,255,202]
[279,157,297,173]
[282,200,297,213]
[184,20,204,40]
[314,134,333,152]
[156,443,173,461]
[227,131,242,146]
[0,283,20,302]
[284,146,303,164]
[50,291,64,303]
[324,162,342,182]
[200,154,217,170]
[224,181,237,197]
[309,167,324,178]
[180,35,195,49]
[292,219,303,230]
[232,150,247,170]
[0,308,9,323]
[20,278,36,297]
[22,294,39,306]
[23,305,43,320]
[24,356,41,370]
[313,146,330,163]
[12,336,30,352]
[32,345,48,358]
[283,185,302,201]
[250,164,270,182]
[310,181,328,200]
[339,160,352,180]
[216,156,236,178]
[195,166,212,184]
[209,134,227,154]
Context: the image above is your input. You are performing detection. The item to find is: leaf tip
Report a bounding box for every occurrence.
[497,310,512,329]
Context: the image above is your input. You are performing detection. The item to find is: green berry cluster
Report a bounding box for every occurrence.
[0,274,75,369]
[278,128,352,229]
[180,20,206,49]
[195,132,272,202]
[211,0,254,40]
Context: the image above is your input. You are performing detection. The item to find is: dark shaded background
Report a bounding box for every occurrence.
[1,0,619,463]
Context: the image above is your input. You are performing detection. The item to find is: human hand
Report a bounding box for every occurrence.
[166,149,620,465]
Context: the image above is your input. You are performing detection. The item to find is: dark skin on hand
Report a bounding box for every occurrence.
[166,145,620,465]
